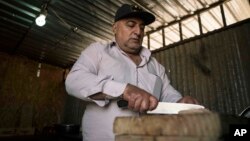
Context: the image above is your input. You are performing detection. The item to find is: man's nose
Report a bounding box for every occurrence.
[133,26,142,37]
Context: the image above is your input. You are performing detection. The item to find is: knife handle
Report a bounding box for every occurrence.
[117,99,128,108]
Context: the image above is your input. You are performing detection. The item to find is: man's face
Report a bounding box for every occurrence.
[113,17,145,54]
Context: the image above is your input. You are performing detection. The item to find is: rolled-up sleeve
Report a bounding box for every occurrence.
[65,43,127,107]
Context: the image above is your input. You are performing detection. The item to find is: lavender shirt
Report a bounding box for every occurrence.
[65,41,182,141]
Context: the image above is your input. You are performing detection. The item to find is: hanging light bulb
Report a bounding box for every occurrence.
[36,3,48,27]
[36,14,46,26]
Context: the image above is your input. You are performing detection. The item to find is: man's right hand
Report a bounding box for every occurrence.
[122,84,158,113]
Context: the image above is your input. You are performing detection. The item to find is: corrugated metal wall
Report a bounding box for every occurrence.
[152,19,250,115]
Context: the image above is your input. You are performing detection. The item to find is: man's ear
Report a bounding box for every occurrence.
[112,23,117,34]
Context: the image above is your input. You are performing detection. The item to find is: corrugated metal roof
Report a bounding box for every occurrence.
[0,0,249,68]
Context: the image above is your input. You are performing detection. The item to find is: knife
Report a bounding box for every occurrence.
[117,100,205,114]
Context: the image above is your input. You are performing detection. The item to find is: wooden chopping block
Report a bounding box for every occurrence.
[115,135,219,141]
[113,112,221,138]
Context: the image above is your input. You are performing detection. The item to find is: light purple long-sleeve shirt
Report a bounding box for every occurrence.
[65,41,182,141]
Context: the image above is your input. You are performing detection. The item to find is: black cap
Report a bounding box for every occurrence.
[114,4,155,25]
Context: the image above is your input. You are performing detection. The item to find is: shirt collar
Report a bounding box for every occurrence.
[109,40,151,61]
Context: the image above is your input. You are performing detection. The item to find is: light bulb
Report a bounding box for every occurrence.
[36,14,46,26]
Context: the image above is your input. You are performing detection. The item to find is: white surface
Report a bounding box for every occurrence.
[147,102,205,114]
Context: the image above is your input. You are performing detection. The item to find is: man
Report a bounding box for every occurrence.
[65,4,199,141]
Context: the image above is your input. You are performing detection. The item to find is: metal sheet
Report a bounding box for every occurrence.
[152,20,250,115]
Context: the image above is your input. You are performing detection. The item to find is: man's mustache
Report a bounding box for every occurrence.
[130,36,141,41]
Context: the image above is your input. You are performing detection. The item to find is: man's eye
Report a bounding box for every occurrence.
[127,23,135,27]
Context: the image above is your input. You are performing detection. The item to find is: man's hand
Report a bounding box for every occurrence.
[177,96,199,104]
[122,84,158,113]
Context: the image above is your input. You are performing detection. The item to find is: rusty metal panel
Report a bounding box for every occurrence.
[152,21,250,115]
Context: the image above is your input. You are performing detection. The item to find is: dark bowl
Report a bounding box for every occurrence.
[55,124,80,135]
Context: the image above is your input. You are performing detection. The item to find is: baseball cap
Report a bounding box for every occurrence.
[114,4,155,25]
